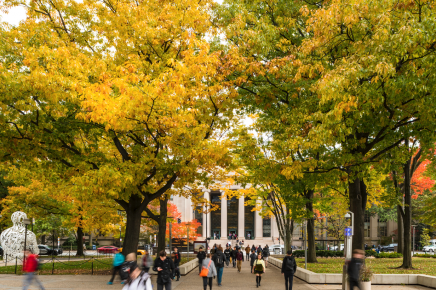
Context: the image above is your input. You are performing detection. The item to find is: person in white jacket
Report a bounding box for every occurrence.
[201,254,217,290]
[122,262,153,290]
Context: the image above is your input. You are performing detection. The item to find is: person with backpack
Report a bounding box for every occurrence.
[22,250,45,290]
[172,247,181,281]
[153,250,175,290]
[262,245,270,268]
[108,248,125,285]
[224,246,231,267]
[252,253,265,288]
[197,246,207,273]
[142,251,153,273]
[122,261,153,290]
[281,250,297,290]
[245,245,251,261]
[236,248,243,272]
[231,246,238,268]
[212,246,226,286]
[200,253,217,290]
[249,249,257,273]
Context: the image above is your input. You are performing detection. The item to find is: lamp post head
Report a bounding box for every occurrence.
[23,218,31,225]
[344,213,351,219]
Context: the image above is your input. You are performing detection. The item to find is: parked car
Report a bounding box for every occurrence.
[383,243,398,252]
[269,244,285,255]
[330,244,344,251]
[423,244,436,253]
[38,245,58,255]
[118,247,146,256]
[97,246,119,254]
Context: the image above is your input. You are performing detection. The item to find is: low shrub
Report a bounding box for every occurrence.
[374,252,402,258]
[413,253,436,258]
[292,250,344,258]
[365,250,377,257]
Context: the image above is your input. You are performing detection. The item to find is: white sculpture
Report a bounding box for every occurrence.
[0,211,39,259]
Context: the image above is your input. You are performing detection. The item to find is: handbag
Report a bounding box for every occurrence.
[199,260,212,277]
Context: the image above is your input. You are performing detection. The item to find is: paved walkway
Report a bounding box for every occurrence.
[0,259,432,289]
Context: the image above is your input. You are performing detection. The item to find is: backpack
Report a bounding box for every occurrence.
[285,256,295,272]
[215,253,224,267]
[254,260,264,272]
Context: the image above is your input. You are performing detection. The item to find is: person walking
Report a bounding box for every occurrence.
[172,247,181,281]
[153,250,175,290]
[262,245,270,268]
[22,250,45,290]
[252,253,265,288]
[224,246,231,267]
[197,246,207,273]
[201,254,217,290]
[122,261,153,290]
[249,249,257,273]
[347,249,364,290]
[231,247,238,268]
[251,245,256,253]
[142,250,153,273]
[257,245,262,255]
[245,245,250,261]
[281,250,297,290]
[212,246,225,286]
[236,248,243,272]
[108,249,125,285]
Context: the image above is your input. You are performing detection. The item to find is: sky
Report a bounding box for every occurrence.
[0,6,27,26]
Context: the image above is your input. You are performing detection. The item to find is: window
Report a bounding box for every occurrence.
[194,206,203,235]
[364,212,370,238]
[263,218,271,237]
[378,218,387,237]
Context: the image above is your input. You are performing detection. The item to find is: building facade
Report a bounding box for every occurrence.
[172,185,399,249]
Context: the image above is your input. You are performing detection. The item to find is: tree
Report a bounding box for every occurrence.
[0,0,235,255]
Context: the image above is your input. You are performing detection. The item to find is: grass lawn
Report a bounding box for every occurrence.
[293,257,436,276]
[0,257,196,275]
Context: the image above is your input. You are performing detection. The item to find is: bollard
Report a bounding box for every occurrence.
[52,259,54,274]
[15,257,17,274]
[92,261,93,275]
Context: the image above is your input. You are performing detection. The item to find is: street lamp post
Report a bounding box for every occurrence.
[186,223,191,261]
[412,225,417,256]
[23,218,31,264]
[342,211,354,290]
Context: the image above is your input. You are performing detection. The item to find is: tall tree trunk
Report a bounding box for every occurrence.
[122,195,144,256]
[305,189,317,263]
[348,176,367,251]
[157,198,168,254]
[88,232,93,247]
[76,227,84,256]
[402,153,413,268]
[284,213,294,254]
[41,235,46,245]
[397,205,403,254]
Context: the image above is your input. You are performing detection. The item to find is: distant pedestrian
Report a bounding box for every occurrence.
[281,250,297,290]
[22,250,45,290]
[249,250,257,273]
[251,245,256,252]
[236,248,243,272]
[153,250,175,290]
[142,251,153,273]
[257,245,262,255]
[122,261,152,290]
[172,247,181,281]
[231,247,238,268]
[245,245,251,260]
[213,246,225,286]
[108,249,125,285]
[224,246,231,267]
[252,253,265,288]
[347,249,364,290]
[201,254,217,290]
[197,246,207,273]
[262,245,270,268]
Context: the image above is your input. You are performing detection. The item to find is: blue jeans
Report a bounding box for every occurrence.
[217,266,224,285]
[23,272,45,290]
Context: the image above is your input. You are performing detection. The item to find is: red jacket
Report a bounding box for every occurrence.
[23,254,38,272]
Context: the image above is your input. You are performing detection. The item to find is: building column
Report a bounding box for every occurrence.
[202,190,211,239]
[221,191,228,240]
[255,199,263,240]
[238,195,245,239]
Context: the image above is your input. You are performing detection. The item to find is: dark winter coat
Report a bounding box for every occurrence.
[347,258,363,282]
[153,257,175,284]
[281,255,297,274]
